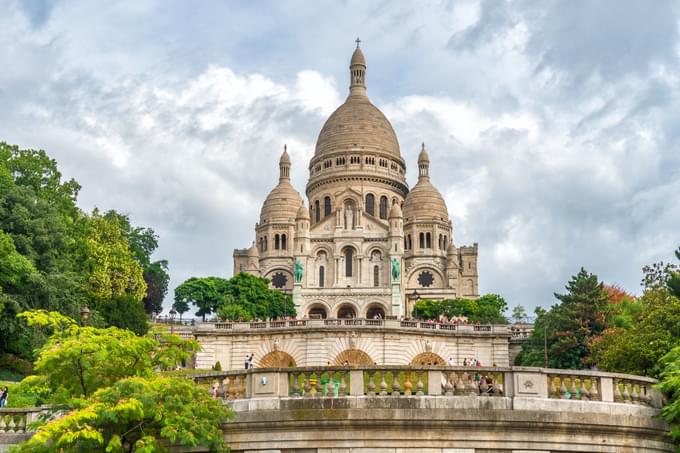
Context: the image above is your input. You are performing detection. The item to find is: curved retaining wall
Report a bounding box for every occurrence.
[192,366,674,453]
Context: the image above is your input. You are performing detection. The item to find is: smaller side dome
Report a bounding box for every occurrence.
[280,145,291,165]
[403,143,449,223]
[389,203,403,219]
[418,142,430,164]
[447,243,456,255]
[296,203,310,220]
[248,242,259,258]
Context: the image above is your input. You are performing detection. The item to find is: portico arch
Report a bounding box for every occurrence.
[333,349,374,366]
[410,352,446,366]
[307,303,329,319]
[336,303,358,319]
[258,351,297,368]
[364,302,387,319]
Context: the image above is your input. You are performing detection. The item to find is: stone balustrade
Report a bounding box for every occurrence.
[196,318,511,335]
[0,408,48,433]
[189,365,663,408]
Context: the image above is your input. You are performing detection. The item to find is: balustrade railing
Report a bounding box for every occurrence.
[189,366,661,409]
[0,408,48,433]
[198,319,508,335]
[548,372,600,401]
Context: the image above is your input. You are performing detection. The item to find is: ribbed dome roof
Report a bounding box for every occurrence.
[403,179,448,222]
[296,203,310,220]
[260,181,303,223]
[260,147,303,223]
[351,47,366,66]
[389,202,402,219]
[315,96,401,158]
[403,144,448,223]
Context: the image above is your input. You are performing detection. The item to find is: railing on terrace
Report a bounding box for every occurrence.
[0,407,50,433]
[189,366,663,409]
[197,318,511,335]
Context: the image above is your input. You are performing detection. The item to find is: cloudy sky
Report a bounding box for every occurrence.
[2,0,679,314]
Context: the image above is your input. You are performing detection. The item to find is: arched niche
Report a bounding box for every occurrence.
[410,352,446,366]
[365,303,386,319]
[333,349,374,366]
[307,303,328,319]
[336,303,358,319]
[258,351,297,368]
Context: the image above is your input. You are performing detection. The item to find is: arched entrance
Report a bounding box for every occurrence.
[410,352,446,366]
[366,303,386,319]
[333,349,374,366]
[307,304,328,319]
[258,351,297,368]
[337,303,357,319]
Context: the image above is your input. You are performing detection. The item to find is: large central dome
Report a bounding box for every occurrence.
[306,44,407,199]
[314,92,401,159]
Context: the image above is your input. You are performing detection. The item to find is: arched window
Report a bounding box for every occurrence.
[404,237,408,250]
[314,200,320,223]
[419,232,425,249]
[324,196,332,217]
[344,248,353,277]
[438,234,443,249]
[281,234,287,250]
[379,196,388,219]
[365,194,375,216]
[263,236,267,251]
[426,233,432,249]
[319,265,325,288]
[407,234,412,250]
[443,235,447,248]
[373,265,379,287]
[274,234,280,250]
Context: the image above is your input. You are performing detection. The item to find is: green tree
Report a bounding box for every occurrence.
[99,295,149,336]
[512,305,527,323]
[80,211,147,303]
[657,345,680,446]
[19,310,197,399]
[516,268,608,369]
[174,276,229,321]
[411,295,508,324]
[10,376,231,453]
[102,211,170,315]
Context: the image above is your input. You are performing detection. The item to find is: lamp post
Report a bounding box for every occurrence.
[80,304,90,326]
[169,308,177,335]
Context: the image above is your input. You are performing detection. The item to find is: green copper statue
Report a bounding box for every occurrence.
[294,259,304,283]
[391,258,400,281]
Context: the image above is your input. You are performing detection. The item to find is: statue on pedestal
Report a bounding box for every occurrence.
[294,259,304,283]
[391,258,400,281]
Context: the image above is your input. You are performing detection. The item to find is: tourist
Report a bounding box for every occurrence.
[248,354,254,369]
[0,387,7,407]
[447,357,455,366]
[244,355,250,370]
[463,358,467,366]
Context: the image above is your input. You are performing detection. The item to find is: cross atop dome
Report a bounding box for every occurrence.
[355,37,361,48]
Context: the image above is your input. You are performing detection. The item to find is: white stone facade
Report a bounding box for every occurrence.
[233,44,479,318]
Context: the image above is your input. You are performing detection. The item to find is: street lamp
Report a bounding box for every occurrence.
[169,308,177,335]
[80,304,90,326]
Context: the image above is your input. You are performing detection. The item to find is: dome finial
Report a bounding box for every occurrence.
[355,37,361,48]
[418,143,430,179]
[279,144,291,181]
[349,40,367,95]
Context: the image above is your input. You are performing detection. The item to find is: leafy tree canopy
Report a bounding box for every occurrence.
[515,268,608,369]
[174,273,296,321]
[10,376,231,453]
[19,310,198,399]
[412,294,508,324]
[657,345,680,445]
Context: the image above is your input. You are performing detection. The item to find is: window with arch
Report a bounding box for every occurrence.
[443,235,448,248]
[314,200,320,223]
[274,234,280,250]
[365,193,375,216]
[419,232,425,249]
[324,196,332,217]
[379,196,388,219]
[281,234,287,251]
[373,265,379,287]
[344,248,354,277]
[319,265,325,288]
[426,232,432,248]
[438,234,443,249]
[407,234,412,250]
